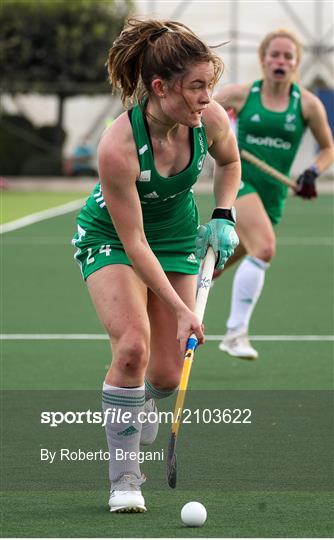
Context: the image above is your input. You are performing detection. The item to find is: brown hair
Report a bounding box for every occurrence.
[258,29,303,66]
[108,18,224,106]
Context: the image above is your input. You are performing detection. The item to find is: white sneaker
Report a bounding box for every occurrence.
[109,474,147,513]
[140,398,159,446]
[219,328,258,360]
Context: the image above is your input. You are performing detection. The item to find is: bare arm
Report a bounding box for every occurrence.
[301,89,334,174]
[213,83,250,115]
[203,100,241,208]
[194,101,240,270]
[97,115,204,350]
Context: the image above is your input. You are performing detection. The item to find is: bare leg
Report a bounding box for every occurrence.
[146,273,197,391]
[213,242,247,279]
[234,193,276,261]
[86,265,150,509]
[87,264,150,386]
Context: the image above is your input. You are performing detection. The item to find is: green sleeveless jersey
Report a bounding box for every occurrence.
[238,80,306,206]
[73,103,208,277]
[128,104,208,235]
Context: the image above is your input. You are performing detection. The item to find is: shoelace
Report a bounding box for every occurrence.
[111,474,146,492]
[236,336,250,347]
[225,330,247,342]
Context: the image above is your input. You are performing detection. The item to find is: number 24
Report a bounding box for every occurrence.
[87,245,111,264]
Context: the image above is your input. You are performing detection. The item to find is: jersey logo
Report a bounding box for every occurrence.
[139,144,148,155]
[284,113,296,132]
[198,132,205,153]
[291,90,300,110]
[246,134,291,150]
[138,170,151,182]
[197,154,205,170]
[187,253,198,263]
[143,191,159,199]
[286,114,296,123]
[250,113,261,122]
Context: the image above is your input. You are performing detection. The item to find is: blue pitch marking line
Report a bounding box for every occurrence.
[1,334,333,341]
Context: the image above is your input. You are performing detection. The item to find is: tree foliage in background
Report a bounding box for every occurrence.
[1,0,132,96]
[0,0,132,173]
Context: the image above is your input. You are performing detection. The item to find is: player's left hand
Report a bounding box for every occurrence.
[195,218,239,270]
[296,167,318,199]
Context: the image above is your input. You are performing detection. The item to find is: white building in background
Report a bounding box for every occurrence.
[2,0,333,174]
[133,0,333,88]
[130,0,334,176]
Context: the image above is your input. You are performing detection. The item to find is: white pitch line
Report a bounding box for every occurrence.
[0,199,85,234]
[208,335,334,342]
[0,334,107,340]
[1,334,333,341]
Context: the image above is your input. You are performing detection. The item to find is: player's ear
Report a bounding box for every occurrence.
[151,78,166,98]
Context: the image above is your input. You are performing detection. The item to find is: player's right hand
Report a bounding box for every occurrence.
[296,167,318,199]
[176,308,204,354]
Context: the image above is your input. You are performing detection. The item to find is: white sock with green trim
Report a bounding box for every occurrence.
[226,256,270,332]
[102,383,145,482]
[144,377,176,402]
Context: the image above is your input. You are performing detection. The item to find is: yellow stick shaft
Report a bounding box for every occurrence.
[170,247,216,436]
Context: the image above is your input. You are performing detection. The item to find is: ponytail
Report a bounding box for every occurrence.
[107,18,224,106]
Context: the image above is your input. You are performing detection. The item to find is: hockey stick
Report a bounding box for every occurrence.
[167,247,216,488]
[241,149,297,190]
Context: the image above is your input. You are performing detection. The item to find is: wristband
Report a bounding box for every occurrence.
[211,207,236,223]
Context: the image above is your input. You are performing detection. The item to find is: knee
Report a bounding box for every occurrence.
[149,370,180,393]
[114,334,149,376]
[254,237,276,262]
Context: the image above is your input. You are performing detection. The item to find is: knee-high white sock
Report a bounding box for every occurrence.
[102,383,145,482]
[226,256,270,332]
[144,377,176,402]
